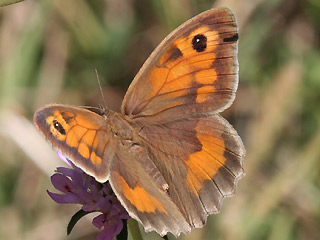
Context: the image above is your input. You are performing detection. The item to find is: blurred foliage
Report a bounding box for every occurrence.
[0,0,319,239]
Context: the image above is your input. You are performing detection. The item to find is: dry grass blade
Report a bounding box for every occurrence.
[0,111,63,176]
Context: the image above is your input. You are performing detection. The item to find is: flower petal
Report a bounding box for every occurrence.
[47,191,83,204]
[56,150,72,166]
[96,196,112,213]
[56,167,83,184]
[51,173,73,193]
[96,216,123,240]
[92,213,105,229]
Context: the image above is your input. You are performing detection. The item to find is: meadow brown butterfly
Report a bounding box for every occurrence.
[34,7,245,237]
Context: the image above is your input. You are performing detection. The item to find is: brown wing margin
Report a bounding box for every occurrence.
[138,114,245,228]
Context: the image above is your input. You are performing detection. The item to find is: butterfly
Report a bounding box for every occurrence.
[34,7,245,237]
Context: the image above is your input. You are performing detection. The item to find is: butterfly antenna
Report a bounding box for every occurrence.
[77,105,104,114]
[94,67,109,114]
[78,105,100,111]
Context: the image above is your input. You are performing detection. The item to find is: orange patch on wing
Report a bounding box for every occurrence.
[167,62,193,82]
[149,27,219,100]
[165,51,215,91]
[45,116,55,125]
[185,128,226,193]
[66,125,87,148]
[82,130,96,146]
[79,142,90,159]
[199,134,226,155]
[188,52,215,65]
[90,152,102,165]
[75,115,101,130]
[196,86,215,103]
[115,173,167,213]
[190,59,214,71]
[195,69,217,85]
[159,74,192,94]
[166,53,214,83]
[150,67,170,97]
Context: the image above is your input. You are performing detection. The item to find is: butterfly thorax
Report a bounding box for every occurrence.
[105,110,140,148]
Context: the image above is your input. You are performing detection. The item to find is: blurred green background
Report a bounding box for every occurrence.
[0,0,319,239]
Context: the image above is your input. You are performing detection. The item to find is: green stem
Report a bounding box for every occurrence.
[128,219,144,240]
[0,0,25,7]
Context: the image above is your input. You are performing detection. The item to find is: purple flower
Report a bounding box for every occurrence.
[48,152,130,240]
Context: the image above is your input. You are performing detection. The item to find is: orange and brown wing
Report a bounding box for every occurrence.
[108,144,191,237]
[138,114,245,229]
[34,104,115,182]
[121,8,239,124]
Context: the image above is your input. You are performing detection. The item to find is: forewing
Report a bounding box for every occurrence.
[122,8,239,124]
[34,104,115,182]
[138,114,245,227]
[109,144,190,237]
